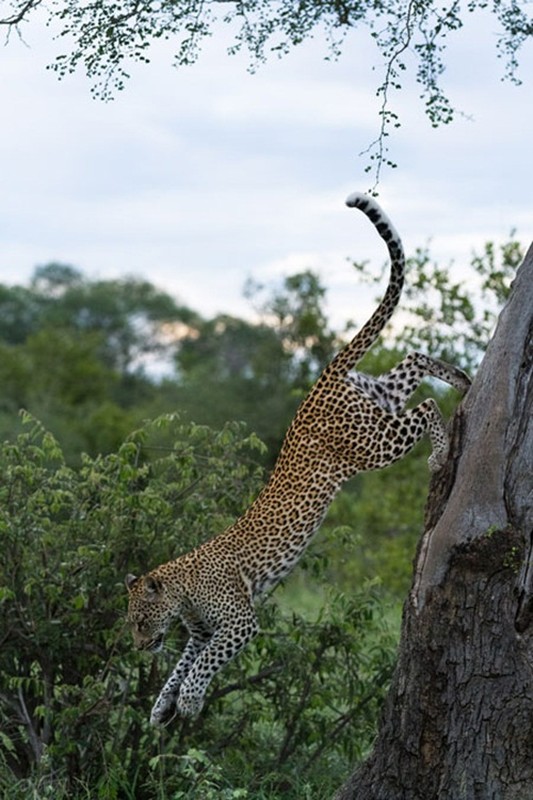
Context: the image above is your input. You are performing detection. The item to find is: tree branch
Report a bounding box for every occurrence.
[0,0,44,27]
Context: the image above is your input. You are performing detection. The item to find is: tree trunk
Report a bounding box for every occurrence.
[337,244,533,800]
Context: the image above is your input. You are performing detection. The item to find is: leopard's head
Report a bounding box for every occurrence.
[125,573,176,653]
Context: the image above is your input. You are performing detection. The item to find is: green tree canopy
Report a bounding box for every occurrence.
[0,240,520,468]
[25,262,197,372]
[245,270,338,388]
[0,264,196,461]
[172,270,339,456]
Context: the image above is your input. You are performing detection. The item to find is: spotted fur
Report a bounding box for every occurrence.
[126,193,470,724]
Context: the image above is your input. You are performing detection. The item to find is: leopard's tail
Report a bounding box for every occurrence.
[327,192,405,377]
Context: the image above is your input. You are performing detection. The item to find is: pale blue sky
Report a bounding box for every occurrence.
[1,9,532,329]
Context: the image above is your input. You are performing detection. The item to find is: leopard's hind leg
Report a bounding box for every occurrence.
[350,351,470,414]
[357,397,451,473]
[348,352,470,473]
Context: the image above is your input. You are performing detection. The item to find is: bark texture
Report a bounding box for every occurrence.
[337,245,533,800]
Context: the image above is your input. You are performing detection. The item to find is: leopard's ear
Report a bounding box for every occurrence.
[144,575,163,598]
[125,574,138,591]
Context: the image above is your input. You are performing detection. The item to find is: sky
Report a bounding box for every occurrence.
[1,7,532,331]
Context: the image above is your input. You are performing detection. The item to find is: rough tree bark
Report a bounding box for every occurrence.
[337,244,533,800]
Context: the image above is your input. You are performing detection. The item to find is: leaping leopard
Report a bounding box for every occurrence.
[126,193,471,725]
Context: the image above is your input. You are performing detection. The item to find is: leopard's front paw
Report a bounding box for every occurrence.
[176,687,205,718]
[150,693,178,727]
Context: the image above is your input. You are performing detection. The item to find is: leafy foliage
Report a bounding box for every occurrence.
[0,415,396,799]
[0,264,195,463]
[173,271,339,456]
[27,263,197,372]
[244,270,339,388]
[0,264,340,465]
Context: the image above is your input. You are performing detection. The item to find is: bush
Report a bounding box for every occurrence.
[0,414,396,799]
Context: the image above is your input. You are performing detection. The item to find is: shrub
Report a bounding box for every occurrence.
[0,414,396,799]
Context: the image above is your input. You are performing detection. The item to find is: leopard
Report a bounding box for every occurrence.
[125,192,471,726]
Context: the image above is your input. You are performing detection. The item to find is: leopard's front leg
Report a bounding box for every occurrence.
[150,633,208,726]
[176,609,259,718]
